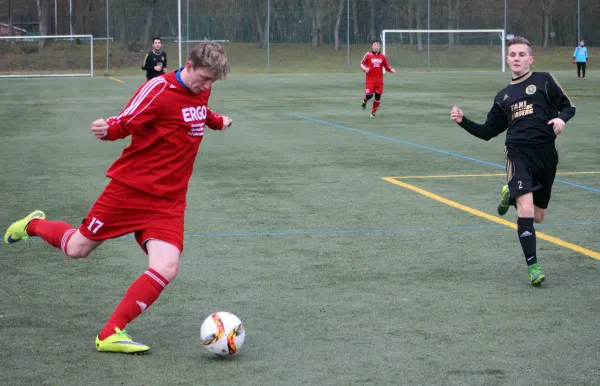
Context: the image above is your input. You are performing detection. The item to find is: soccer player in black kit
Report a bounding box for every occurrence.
[450,36,576,286]
[142,37,167,80]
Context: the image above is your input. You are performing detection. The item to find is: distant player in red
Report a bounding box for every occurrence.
[360,39,396,118]
[4,42,232,354]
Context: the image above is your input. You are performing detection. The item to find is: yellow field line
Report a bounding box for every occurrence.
[392,171,600,179]
[382,177,600,260]
[109,77,124,83]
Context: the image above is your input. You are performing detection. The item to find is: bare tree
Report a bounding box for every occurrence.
[36,0,50,46]
[415,0,423,51]
[254,0,269,48]
[304,0,329,47]
[539,0,553,48]
[333,0,345,50]
[8,0,14,36]
[141,0,159,45]
[446,0,462,50]
[351,0,359,42]
[368,0,375,42]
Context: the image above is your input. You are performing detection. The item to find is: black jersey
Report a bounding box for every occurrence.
[459,72,575,146]
[142,50,167,80]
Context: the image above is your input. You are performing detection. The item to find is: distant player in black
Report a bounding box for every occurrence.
[450,36,576,286]
[142,37,167,80]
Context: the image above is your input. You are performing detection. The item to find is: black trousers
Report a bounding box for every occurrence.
[577,62,586,78]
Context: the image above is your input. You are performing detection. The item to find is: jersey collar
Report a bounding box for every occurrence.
[510,71,533,85]
[175,67,191,91]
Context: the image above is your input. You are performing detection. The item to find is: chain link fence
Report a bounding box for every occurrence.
[1,0,598,75]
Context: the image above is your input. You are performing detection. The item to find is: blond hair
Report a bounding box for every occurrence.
[189,42,230,80]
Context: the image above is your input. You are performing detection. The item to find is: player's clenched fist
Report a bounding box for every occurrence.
[450,106,463,124]
[222,116,233,130]
[91,119,109,139]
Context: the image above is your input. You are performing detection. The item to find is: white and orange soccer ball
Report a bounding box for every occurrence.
[200,311,245,356]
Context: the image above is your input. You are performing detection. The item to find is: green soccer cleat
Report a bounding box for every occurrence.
[528,263,546,286]
[497,185,511,216]
[96,328,150,354]
[361,102,367,110]
[4,210,46,245]
[370,113,376,119]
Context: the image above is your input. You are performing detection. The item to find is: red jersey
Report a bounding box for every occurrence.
[360,51,393,83]
[102,71,224,201]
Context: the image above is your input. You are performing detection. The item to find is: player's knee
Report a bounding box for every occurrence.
[65,244,93,259]
[516,200,535,218]
[153,262,179,282]
[374,93,381,101]
[534,211,546,223]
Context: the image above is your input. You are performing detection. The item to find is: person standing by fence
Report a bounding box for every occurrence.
[572,40,588,80]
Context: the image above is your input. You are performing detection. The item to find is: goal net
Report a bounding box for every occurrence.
[0,35,94,78]
[382,29,506,72]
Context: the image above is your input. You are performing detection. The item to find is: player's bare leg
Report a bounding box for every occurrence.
[5,212,103,258]
[96,239,180,354]
[533,206,547,224]
[64,230,104,258]
[516,193,545,286]
[362,93,373,111]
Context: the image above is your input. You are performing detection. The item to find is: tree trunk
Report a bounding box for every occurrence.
[255,12,265,48]
[538,0,553,49]
[543,11,550,48]
[254,0,269,49]
[369,0,375,42]
[119,0,128,44]
[8,0,14,36]
[304,0,318,47]
[316,8,323,46]
[407,1,414,46]
[416,0,423,51]
[447,0,461,51]
[448,0,454,50]
[165,7,177,37]
[351,0,359,42]
[36,0,50,47]
[333,0,345,50]
[141,2,157,45]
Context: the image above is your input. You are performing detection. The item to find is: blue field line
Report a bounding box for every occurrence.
[114,221,598,239]
[289,113,600,193]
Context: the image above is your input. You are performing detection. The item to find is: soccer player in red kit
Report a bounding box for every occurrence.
[360,39,396,118]
[3,42,232,354]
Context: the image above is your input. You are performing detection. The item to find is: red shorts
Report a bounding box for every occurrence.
[79,180,186,254]
[365,82,384,95]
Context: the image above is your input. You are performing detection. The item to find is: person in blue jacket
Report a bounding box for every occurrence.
[573,40,588,80]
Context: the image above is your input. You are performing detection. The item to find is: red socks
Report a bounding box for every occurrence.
[27,219,75,255]
[372,100,381,114]
[98,269,169,340]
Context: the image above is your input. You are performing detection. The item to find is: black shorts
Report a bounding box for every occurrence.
[504,144,558,209]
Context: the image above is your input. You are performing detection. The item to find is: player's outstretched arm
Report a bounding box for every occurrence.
[450,103,507,141]
[205,108,232,131]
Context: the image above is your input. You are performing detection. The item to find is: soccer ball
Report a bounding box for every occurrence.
[200,311,245,356]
